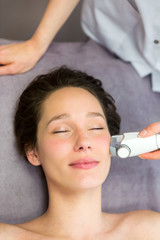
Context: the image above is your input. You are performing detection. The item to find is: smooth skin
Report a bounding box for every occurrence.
[0,87,160,239]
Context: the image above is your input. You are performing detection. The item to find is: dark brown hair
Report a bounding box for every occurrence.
[14,66,120,159]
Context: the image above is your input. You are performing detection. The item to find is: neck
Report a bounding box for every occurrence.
[41,184,107,239]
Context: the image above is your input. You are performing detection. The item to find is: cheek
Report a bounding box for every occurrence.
[39,137,70,160]
[94,135,111,152]
[93,134,111,161]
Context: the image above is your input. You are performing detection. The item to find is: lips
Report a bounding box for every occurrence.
[69,158,99,169]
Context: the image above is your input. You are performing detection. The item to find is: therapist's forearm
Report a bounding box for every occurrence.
[31,0,80,55]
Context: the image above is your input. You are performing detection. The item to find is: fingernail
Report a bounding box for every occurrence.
[138,129,147,137]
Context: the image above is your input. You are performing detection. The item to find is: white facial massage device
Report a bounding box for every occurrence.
[110,132,160,158]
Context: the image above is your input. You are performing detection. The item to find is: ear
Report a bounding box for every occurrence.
[25,144,41,166]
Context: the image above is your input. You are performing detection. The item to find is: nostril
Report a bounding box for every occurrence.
[77,145,91,151]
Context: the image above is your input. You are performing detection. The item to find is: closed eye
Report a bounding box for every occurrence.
[90,128,104,130]
[53,130,69,134]
[53,128,104,134]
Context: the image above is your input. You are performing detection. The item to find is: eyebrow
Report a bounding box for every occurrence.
[47,113,70,126]
[47,112,105,127]
[87,112,105,119]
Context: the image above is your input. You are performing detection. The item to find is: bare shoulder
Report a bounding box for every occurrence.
[127,209,160,225]
[0,221,52,240]
[123,210,160,238]
[0,222,39,240]
[0,223,21,239]
[102,211,160,239]
[0,223,14,234]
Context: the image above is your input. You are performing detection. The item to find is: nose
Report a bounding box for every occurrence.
[73,131,92,152]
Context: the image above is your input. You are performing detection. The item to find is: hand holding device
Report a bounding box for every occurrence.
[110,132,160,158]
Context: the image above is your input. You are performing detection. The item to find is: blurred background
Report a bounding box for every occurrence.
[0,0,86,42]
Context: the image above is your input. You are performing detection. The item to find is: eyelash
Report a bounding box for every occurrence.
[90,127,104,130]
[53,130,69,134]
[53,128,104,134]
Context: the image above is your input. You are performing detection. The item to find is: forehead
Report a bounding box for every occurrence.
[46,86,101,105]
[41,87,105,118]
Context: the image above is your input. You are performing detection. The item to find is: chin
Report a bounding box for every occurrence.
[70,172,108,191]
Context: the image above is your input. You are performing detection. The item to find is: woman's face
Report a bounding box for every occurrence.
[28,87,111,192]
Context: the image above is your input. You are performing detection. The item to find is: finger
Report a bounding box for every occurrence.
[0,43,15,50]
[0,45,16,63]
[139,149,160,160]
[138,122,160,137]
[0,64,17,75]
[0,62,31,75]
[0,45,8,50]
[0,51,12,64]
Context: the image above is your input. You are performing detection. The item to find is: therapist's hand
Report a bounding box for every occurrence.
[0,39,42,75]
[138,122,160,159]
[0,0,80,76]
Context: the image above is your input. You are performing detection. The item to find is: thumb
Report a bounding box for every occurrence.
[138,121,160,138]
